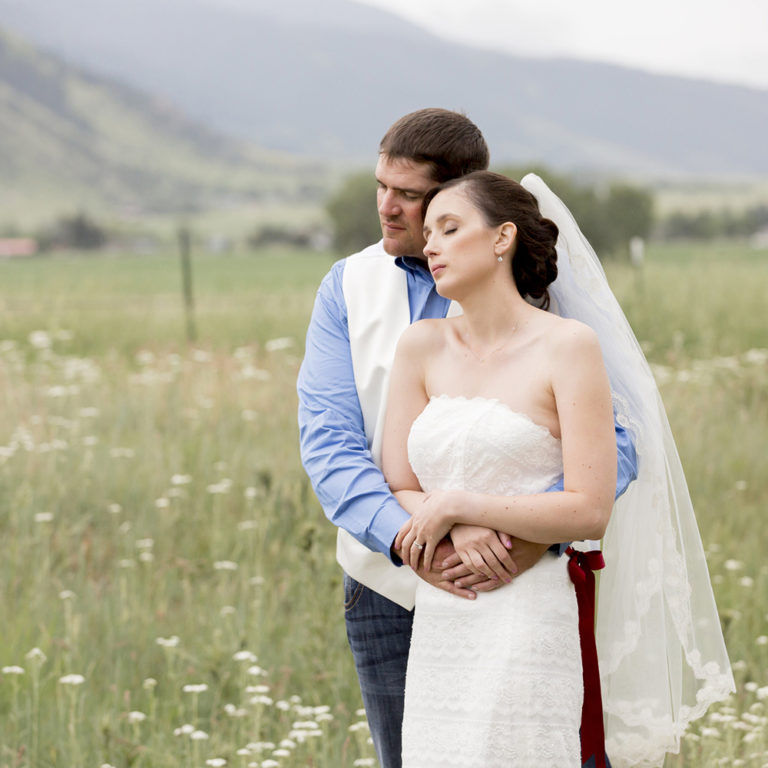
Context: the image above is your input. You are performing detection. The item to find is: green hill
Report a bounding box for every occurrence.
[0,26,328,226]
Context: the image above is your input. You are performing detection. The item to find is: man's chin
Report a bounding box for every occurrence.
[381,235,408,257]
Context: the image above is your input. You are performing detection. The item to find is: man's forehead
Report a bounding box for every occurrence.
[376,154,436,189]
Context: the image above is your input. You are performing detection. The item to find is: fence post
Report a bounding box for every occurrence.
[178,226,197,343]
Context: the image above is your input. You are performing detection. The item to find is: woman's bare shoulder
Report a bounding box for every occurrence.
[542,315,603,368]
[396,318,451,356]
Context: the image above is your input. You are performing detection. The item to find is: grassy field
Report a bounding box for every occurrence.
[0,240,766,767]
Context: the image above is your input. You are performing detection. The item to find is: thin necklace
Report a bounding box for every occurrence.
[461,322,519,363]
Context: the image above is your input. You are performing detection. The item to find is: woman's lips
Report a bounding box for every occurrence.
[430,264,446,277]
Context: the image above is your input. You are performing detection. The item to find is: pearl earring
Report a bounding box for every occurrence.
[497,256,503,262]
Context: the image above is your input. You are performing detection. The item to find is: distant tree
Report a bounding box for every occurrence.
[661,204,768,241]
[39,212,107,250]
[603,184,655,253]
[497,166,654,257]
[325,171,379,255]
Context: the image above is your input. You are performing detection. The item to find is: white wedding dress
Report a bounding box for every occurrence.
[401,395,583,768]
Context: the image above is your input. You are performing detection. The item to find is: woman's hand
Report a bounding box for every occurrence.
[449,524,517,583]
[394,490,457,571]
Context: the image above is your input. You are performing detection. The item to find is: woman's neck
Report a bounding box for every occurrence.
[456,281,530,347]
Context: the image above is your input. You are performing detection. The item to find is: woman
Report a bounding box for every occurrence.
[381,172,734,767]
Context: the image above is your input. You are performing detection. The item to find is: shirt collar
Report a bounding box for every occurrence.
[395,255,432,279]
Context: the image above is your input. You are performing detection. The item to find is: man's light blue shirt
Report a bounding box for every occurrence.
[297,253,637,563]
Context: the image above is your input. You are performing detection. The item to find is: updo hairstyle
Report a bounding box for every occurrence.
[424,171,559,308]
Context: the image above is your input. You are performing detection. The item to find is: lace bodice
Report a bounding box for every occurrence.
[408,395,563,497]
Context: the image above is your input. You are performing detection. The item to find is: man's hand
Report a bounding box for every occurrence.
[411,537,479,600]
[448,524,518,584]
[442,536,552,590]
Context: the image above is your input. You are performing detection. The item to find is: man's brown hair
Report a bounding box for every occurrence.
[379,108,490,183]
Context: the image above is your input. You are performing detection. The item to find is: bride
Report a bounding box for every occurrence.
[380,172,735,767]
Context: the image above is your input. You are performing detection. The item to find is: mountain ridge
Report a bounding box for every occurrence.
[0,24,327,220]
[1,0,767,177]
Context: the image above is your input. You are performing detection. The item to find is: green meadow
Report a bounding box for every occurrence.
[0,241,766,767]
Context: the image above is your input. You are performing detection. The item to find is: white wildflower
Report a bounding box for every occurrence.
[59,590,76,600]
[182,683,208,694]
[174,723,195,736]
[190,730,209,740]
[156,635,180,648]
[34,512,54,523]
[171,473,192,485]
[724,559,743,571]
[233,651,258,663]
[25,647,46,664]
[143,678,158,690]
[207,479,232,494]
[206,759,227,767]
[135,538,154,550]
[59,674,85,686]
[265,337,293,352]
[29,330,53,349]
[108,503,122,514]
[214,560,238,571]
[154,497,170,509]
[128,711,146,723]
[2,666,24,675]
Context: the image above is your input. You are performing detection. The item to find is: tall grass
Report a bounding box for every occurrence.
[0,241,766,766]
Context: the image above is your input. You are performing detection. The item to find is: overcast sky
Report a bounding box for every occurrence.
[354,0,768,91]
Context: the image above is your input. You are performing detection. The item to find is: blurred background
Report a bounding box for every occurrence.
[1,2,767,766]
[0,0,767,252]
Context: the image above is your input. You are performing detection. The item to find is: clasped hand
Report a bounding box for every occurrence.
[394,490,517,583]
[394,489,456,571]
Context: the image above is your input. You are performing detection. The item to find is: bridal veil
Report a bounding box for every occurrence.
[521,174,735,767]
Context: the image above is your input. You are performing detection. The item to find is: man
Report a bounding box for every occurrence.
[298,108,636,768]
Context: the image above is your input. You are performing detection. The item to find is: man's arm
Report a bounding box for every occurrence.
[297,262,408,562]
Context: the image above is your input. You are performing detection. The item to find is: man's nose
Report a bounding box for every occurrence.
[378,189,400,217]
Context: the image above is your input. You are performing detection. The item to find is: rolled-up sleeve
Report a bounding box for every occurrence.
[297,262,409,561]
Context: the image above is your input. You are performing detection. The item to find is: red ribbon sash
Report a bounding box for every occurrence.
[566,546,607,768]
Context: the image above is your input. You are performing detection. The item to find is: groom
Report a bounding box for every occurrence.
[298,108,636,768]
